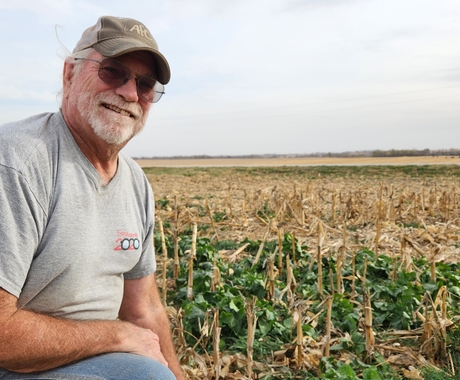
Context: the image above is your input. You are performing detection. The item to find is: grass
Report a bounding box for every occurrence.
[143,165,460,179]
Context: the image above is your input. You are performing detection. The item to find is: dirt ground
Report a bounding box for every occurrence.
[136,156,460,167]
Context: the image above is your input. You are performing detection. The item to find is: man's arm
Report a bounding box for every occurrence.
[119,273,185,380]
[0,287,167,373]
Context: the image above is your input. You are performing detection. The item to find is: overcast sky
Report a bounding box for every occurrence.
[1,0,460,157]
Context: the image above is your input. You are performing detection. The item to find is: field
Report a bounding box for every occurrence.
[136,156,460,168]
[142,161,460,380]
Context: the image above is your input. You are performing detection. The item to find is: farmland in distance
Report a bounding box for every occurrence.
[142,160,460,379]
[136,155,460,168]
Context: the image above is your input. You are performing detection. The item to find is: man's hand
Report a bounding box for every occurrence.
[119,323,169,367]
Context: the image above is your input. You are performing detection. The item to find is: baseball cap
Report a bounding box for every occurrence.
[73,16,170,84]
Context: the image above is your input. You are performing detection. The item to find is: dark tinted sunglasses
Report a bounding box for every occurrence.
[74,57,165,103]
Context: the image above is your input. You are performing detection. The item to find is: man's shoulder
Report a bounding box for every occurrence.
[0,112,64,176]
[0,112,62,154]
[0,112,57,135]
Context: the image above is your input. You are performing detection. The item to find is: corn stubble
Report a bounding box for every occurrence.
[150,167,460,379]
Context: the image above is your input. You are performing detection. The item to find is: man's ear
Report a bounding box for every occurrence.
[62,60,75,95]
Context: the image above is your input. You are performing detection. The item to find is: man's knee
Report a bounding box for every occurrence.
[0,354,177,380]
[103,353,176,380]
[21,353,177,380]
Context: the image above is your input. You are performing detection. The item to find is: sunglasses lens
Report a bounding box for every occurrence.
[98,59,130,87]
[137,76,156,103]
[97,58,165,103]
[121,239,131,251]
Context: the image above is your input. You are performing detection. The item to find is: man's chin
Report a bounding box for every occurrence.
[91,125,132,146]
[94,124,145,146]
[99,132,133,146]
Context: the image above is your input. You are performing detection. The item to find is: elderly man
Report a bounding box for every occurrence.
[0,16,184,380]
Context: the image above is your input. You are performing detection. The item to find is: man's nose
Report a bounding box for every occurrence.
[115,77,139,102]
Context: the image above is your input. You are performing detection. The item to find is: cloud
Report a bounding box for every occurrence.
[2,0,460,157]
[281,0,362,11]
[0,0,72,20]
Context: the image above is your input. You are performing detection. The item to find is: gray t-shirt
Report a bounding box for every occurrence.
[0,112,156,320]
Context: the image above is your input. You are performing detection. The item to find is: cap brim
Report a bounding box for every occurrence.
[94,38,171,84]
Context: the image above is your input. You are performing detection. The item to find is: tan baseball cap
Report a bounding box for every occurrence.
[73,16,170,84]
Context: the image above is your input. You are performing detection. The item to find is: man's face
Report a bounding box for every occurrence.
[67,50,155,146]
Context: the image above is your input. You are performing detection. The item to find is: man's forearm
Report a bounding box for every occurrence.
[0,308,122,372]
[0,307,166,373]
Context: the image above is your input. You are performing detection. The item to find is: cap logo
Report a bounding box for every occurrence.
[128,24,153,41]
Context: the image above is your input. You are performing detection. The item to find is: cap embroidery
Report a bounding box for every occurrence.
[128,24,154,41]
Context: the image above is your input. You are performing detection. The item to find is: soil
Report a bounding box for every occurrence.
[136,156,460,167]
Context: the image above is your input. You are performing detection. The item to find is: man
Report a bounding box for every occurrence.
[0,16,185,380]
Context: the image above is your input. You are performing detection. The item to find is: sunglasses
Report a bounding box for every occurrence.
[120,238,140,250]
[74,57,165,103]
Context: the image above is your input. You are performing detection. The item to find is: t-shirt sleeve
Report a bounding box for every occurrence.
[123,175,156,280]
[0,165,45,297]
[123,219,156,280]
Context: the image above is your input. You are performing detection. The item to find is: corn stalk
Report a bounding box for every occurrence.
[363,287,375,361]
[187,222,197,301]
[159,219,168,306]
[294,307,303,366]
[206,198,219,242]
[252,219,273,267]
[246,296,258,378]
[323,296,332,357]
[317,222,325,297]
[213,309,222,379]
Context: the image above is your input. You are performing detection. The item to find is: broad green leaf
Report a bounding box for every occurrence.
[229,299,240,313]
[362,367,382,380]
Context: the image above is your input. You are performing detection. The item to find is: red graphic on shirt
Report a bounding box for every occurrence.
[114,230,140,251]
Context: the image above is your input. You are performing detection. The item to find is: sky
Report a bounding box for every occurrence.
[1,0,460,158]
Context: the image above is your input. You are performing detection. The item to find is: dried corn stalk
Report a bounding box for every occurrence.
[252,219,273,267]
[246,296,258,378]
[293,307,303,365]
[173,227,180,279]
[323,296,333,357]
[375,187,382,259]
[206,199,220,241]
[418,286,452,365]
[213,309,222,379]
[363,288,375,360]
[277,227,284,273]
[158,219,168,306]
[266,250,276,301]
[291,232,297,264]
[211,257,222,291]
[317,222,325,297]
[332,192,337,224]
[187,222,197,301]
[336,248,343,295]
[279,254,296,304]
[173,195,180,279]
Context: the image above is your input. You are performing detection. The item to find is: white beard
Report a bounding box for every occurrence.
[77,91,148,145]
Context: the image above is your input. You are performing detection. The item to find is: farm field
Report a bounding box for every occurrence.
[136,155,460,168]
[144,164,460,379]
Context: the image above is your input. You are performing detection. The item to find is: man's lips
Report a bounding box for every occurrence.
[102,103,136,118]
